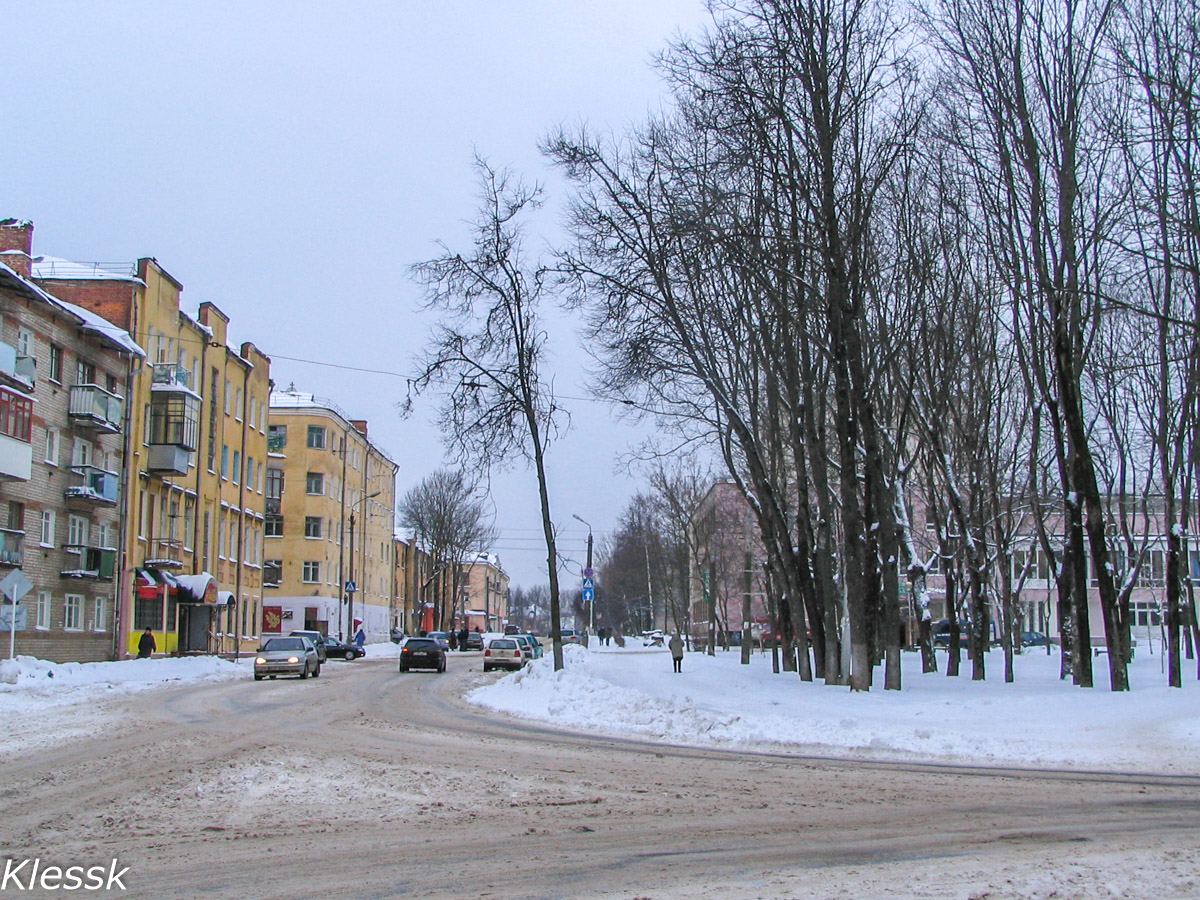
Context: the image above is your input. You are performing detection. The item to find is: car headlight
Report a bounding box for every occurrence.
[287,656,300,664]
[255,657,266,665]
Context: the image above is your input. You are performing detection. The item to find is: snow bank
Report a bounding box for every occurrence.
[469,644,1200,774]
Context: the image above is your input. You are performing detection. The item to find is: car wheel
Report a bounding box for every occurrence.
[398,665,406,673]
[269,675,276,680]
[438,661,446,673]
[299,666,309,680]
[483,664,491,672]
[254,674,263,681]
[312,664,321,678]
[342,650,354,660]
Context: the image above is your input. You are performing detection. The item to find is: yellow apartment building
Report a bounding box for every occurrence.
[460,555,510,633]
[263,390,396,642]
[33,256,271,657]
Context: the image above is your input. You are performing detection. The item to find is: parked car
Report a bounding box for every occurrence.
[255,636,321,680]
[399,637,447,673]
[322,636,366,660]
[560,629,581,645]
[931,620,972,648]
[426,631,452,651]
[390,627,406,644]
[511,633,541,661]
[288,630,329,663]
[465,631,485,651]
[483,637,525,672]
[504,624,521,635]
[1020,631,1049,648]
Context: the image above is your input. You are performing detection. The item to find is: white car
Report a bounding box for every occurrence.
[483,637,525,672]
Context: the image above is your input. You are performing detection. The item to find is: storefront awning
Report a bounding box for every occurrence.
[174,572,218,604]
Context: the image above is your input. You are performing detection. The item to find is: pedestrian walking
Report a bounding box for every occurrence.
[137,628,156,659]
[354,626,365,648]
[668,633,684,673]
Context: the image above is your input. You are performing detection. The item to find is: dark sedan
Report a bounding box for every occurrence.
[399,637,447,673]
[323,636,366,660]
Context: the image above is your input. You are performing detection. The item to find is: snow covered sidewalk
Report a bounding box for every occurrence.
[469,643,1200,774]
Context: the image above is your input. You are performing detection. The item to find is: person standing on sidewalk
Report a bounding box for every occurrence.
[669,633,684,673]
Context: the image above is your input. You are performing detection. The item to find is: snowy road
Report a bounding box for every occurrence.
[3,653,1199,899]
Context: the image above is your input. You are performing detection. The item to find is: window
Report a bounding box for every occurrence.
[75,359,95,386]
[64,594,83,630]
[106,373,118,394]
[302,561,320,583]
[67,514,89,549]
[35,591,50,630]
[265,515,283,538]
[40,510,55,547]
[94,596,107,631]
[1131,600,1162,628]
[48,344,62,382]
[183,497,195,550]
[207,368,219,471]
[72,436,92,468]
[264,559,282,586]
[224,378,232,415]
[44,428,59,465]
[0,389,32,443]
[268,424,286,448]
[218,513,226,559]
[307,425,327,449]
[134,594,162,631]
[304,516,323,539]
[232,450,240,485]
[306,472,324,495]
[235,388,244,421]
[221,445,229,479]
[6,501,23,532]
[16,327,33,359]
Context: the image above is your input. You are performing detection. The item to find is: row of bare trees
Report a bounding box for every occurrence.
[538,0,1200,690]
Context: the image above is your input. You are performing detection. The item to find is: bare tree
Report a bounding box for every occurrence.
[398,469,496,631]
[408,157,569,670]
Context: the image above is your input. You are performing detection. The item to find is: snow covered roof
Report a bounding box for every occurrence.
[31,255,143,283]
[270,389,397,467]
[0,262,145,358]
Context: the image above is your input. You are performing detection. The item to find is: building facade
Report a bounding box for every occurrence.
[459,555,509,633]
[262,391,396,642]
[33,251,271,658]
[0,220,142,662]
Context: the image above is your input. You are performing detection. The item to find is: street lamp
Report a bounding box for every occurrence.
[347,490,382,641]
[572,514,594,635]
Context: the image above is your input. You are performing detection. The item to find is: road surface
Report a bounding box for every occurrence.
[2,653,1198,899]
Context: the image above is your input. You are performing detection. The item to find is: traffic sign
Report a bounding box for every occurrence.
[0,605,26,630]
[582,576,595,605]
[0,569,32,604]
[344,581,357,594]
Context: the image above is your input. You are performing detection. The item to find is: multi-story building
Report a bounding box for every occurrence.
[393,535,435,636]
[459,554,509,632]
[0,220,142,663]
[262,390,396,642]
[32,249,271,658]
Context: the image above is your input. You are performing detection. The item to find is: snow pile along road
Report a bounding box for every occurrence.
[469,642,1200,774]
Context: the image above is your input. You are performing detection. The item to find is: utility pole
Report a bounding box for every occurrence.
[573,514,593,636]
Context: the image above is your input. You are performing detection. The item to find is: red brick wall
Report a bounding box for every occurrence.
[33,279,136,331]
[0,220,34,277]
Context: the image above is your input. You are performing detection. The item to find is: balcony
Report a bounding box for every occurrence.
[267,432,286,453]
[0,432,32,482]
[0,527,23,567]
[64,465,121,506]
[145,537,184,569]
[147,443,190,475]
[68,384,123,434]
[0,342,34,391]
[61,545,117,581]
[150,363,192,391]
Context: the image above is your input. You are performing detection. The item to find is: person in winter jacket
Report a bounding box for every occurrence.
[668,633,684,673]
[137,628,156,659]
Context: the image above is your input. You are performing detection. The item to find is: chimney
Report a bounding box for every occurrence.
[0,219,34,278]
[351,419,368,437]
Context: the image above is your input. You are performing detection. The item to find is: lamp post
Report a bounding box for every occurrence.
[572,514,594,635]
[347,490,381,641]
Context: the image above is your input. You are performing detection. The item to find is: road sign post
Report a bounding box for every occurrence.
[1,569,34,660]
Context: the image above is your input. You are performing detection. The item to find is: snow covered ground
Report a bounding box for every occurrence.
[468,642,1200,774]
[3,639,1198,774]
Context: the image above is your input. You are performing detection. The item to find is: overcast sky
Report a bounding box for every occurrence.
[4,1,712,588]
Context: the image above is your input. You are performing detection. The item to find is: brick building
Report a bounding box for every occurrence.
[0,220,143,662]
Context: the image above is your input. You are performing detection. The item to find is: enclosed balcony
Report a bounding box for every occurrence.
[147,390,199,474]
[68,384,124,434]
[61,545,117,581]
[0,387,33,481]
[0,341,35,391]
[64,465,121,506]
[0,527,23,567]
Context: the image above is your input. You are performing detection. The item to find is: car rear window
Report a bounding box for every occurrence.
[406,639,437,649]
[490,639,517,649]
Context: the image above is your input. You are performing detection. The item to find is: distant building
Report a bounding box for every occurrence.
[262,390,396,642]
[33,247,271,658]
[0,220,142,663]
[459,554,509,632]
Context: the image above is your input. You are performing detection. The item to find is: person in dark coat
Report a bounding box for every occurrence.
[459,627,469,651]
[137,628,156,659]
[668,633,684,673]
[354,626,365,648]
